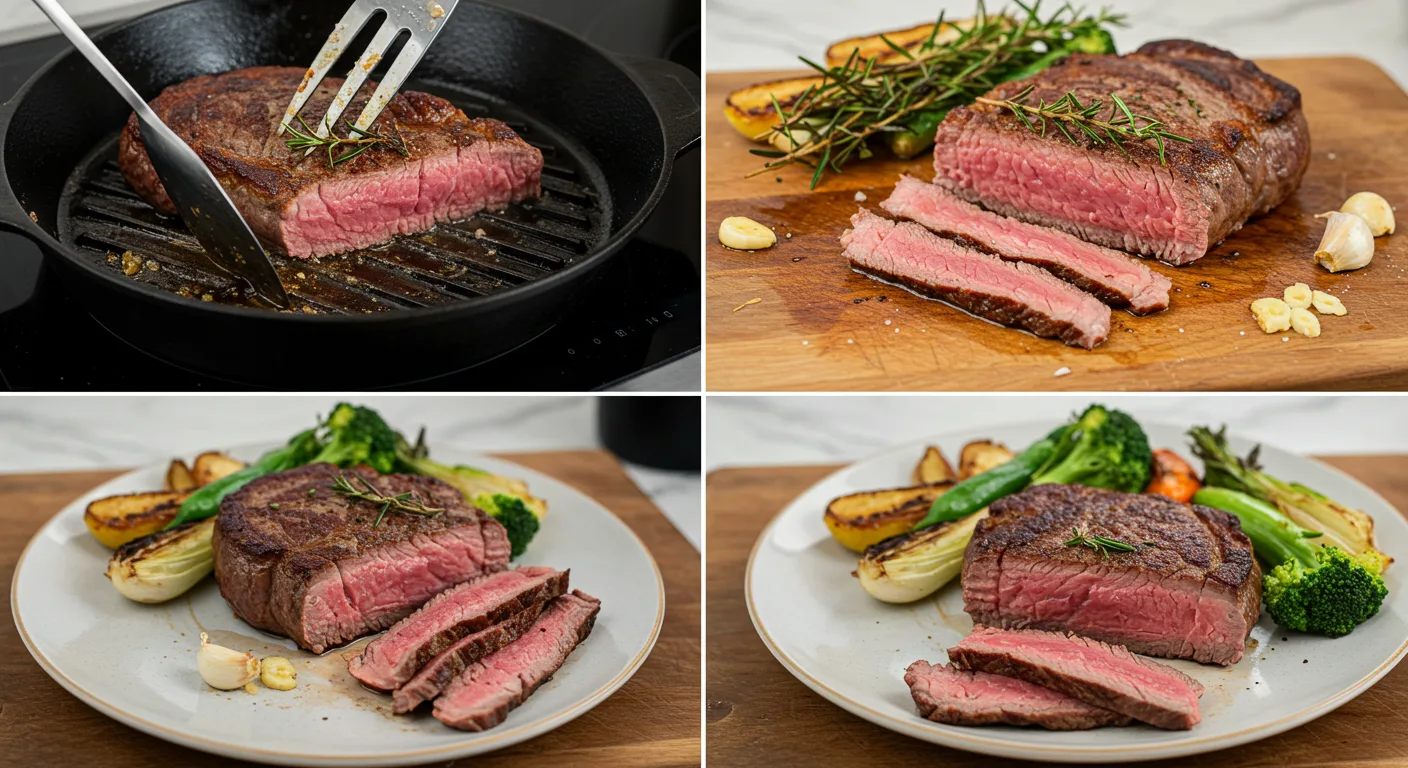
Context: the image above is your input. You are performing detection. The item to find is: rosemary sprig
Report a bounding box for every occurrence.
[750,0,1126,188]
[283,115,410,168]
[976,85,1193,164]
[330,474,443,528]
[1063,527,1138,558]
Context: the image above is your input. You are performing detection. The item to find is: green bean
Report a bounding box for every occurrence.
[166,429,319,529]
[911,425,1069,530]
[1192,486,1320,568]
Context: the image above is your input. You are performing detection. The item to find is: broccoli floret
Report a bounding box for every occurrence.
[1030,405,1152,492]
[1263,546,1388,638]
[475,493,540,559]
[312,403,398,474]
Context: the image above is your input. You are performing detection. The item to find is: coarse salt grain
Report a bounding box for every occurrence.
[1054,367,1072,377]
[855,191,867,202]
[884,319,891,325]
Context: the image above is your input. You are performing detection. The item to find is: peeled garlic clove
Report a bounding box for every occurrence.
[1291,307,1321,338]
[719,216,778,250]
[1341,192,1395,236]
[198,632,260,690]
[1312,290,1348,316]
[1250,297,1292,333]
[1315,211,1374,272]
[260,656,298,691]
[1283,282,1312,309]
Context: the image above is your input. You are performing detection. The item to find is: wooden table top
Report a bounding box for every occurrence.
[1,450,701,768]
[706,59,1408,391]
[707,456,1408,766]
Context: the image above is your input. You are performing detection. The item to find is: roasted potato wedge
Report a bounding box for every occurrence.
[190,452,246,487]
[958,440,1015,480]
[165,459,197,492]
[722,75,825,141]
[84,491,191,549]
[824,18,981,69]
[824,484,951,552]
[911,446,957,485]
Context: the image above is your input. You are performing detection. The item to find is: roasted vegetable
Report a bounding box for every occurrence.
[723,76,825,141]
[1263,546,1389,638]
[825,485,950,552]
[85,490,190,549]
[887,109,947,159]
[857,510,987,603]
[395,430,547,520]
[911,446,957,486]
[476,493,540,559]
[1193,487,1324,568]
[168,429,320,528]
[1145,449,1201,503]
[824,18,977,69]
[957,440,1015,480]
[165,459,197,492]
[911,429,1060,530]
[190,452,247,487]
[1191,425,1390,567]
[1030,406,1152,492]
[106,518,215,603]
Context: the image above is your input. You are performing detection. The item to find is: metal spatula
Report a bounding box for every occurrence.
[31,0,291,309]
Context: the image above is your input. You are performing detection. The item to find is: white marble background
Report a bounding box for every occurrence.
[707,395,1408,470]
[707,0,1408,89]
[0,0,180,44]
[0,395,701,549]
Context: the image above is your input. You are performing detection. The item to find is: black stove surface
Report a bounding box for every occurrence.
[0,0,700,391]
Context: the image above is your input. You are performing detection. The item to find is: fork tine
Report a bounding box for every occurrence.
[277,1,379,136]
[349,36,427,133]
[308,17,404,146]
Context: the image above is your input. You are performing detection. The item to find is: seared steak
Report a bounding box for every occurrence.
[432,590,600,731]
[962,484,1260,665]
[213,464,511,653]
[841,209,1111,349]
[932,40,1310,265]
[948,628,1204,730]
[881,175,1172,314]
[349,567,568,692]
[118,66,543,259]
[905,660,1131,730]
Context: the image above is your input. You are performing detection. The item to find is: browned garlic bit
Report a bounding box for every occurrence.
[260,657,298,691]
[719,216,778,250]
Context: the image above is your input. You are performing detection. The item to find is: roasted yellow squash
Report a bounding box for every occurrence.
[722,76,825,141]
[824,484,951,552]
[84,491,192,549]
[911,446,957,485]
[824,18,981,69]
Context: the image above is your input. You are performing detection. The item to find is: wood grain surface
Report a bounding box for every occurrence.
[706,456,1408,767]
[0,451,700,768]
[706,59,1408,391]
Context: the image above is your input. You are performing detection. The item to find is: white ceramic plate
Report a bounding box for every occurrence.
[12,447,664,767]
[747,422,1408,763]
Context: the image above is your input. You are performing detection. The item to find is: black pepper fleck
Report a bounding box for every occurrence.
[791,257,804,262]
[1303,659,1308,663]
[853,298,866,304]
[877,296,888,302]
[1198,281,1212,289]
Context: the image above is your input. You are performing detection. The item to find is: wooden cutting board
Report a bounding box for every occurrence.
[706,59,1408,391]
[707,456,1408,766]
[0,451,701,768]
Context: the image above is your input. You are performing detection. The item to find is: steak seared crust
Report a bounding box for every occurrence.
[118,66,543,258]
[213,463,511,653]
[961,484,1260,665]
[905,660,1132,730]
[949,627,1204,730]
[933,40,1310,264]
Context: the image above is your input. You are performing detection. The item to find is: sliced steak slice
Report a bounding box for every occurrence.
[932,41,1309,265]
[881,175,1172,314]
[349,567,569,691]
[118,66,543,259]
[213,464,511,654]
[905,660,1132,730]
[432,590,601,731]
[392,597,551,714]
[949,628,1204,730]
[962,484,1260,665]
[841,209,1112,349]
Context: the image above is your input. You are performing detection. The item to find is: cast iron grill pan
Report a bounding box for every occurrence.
[57,84,610,314]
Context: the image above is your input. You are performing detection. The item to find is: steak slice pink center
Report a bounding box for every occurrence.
[349,566,569,692]
[904,660,1131,730]
[841,209,1111,349]
[948,627,1204,730]
[881,175,1172,314]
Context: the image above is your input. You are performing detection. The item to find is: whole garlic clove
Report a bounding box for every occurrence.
[1315,211,1374,272]
[198,632,260,690]
[1341,192,1395,236]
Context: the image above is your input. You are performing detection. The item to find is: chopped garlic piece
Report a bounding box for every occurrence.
[1312,290,1347,316]
[1283,283,1312,309]
[719,216,778,250]
[260,656,298,691]
[1291,308,1321,338]
[1250,297,1291,333]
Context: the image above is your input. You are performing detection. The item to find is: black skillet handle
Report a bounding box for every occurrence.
[0,97,34,236]
[616,55,700,159]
